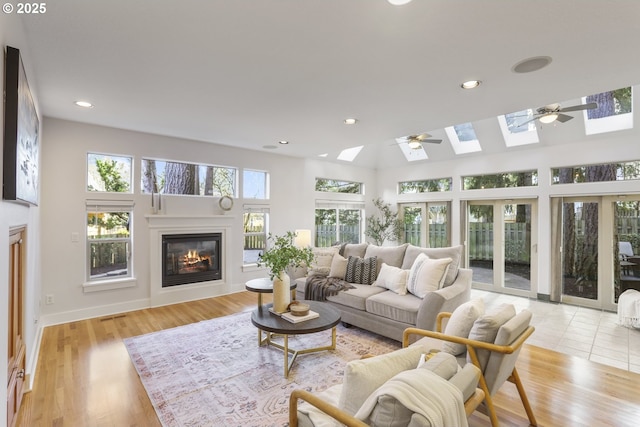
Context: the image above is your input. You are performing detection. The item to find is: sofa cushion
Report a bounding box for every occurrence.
[345,256,378,285]
[328,253,348,279]
[442,298,485,356]
[342,242,369,258]
[364,243,408,274]
[327,284,386,311]
[338,345,426,416]
[401,245,463,287]
[406,254,452,298]
[374,263,408,295]
[467,303,516,369]
[366,290,421,325]
[308,246,339,277]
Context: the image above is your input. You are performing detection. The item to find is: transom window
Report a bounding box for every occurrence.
[141,158,237,196]
[398,178,452,194]
[552,161,640,184]
[315,178,363,194]
[463,170,538,190]
[243,169,269,199]
[87,153,132,193]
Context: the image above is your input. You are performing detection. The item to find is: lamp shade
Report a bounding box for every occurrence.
[294,229,311,248]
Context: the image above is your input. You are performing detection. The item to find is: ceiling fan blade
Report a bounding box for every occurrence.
[555,113,573,123]
[421,139,442,144]
[515,118,537,128]
[559,102,598,113]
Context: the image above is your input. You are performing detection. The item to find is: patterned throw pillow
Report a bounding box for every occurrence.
[406,253,452,298]
[345,256,378,285]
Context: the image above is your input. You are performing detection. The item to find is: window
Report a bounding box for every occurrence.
[243,207,269,264]
[583,87,633,135]
[337,145,364,162]
[141,158,237,196]
[87,153,132,193]
[86,201,133,282]
[463,170,538,190]
[398,178,452,194]
[315,206,362,246]
[551,161,640,184]
[243,169,269,199]
[315,178,363,194]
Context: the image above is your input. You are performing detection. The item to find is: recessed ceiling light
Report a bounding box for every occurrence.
[387,0,413,5]
[75,100,94,108]
[344,118,358,125]
[318,153,328,158]
[512,56,552,74]
[278,140,289,145]
[461,80,481,89]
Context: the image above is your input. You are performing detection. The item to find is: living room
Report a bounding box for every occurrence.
[2,1,640,426]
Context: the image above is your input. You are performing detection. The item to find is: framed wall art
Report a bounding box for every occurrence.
[3,45,40,205]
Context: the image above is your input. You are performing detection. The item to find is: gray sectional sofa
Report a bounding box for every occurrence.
[290,243,472,342]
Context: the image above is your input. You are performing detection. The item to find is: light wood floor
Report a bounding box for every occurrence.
[17,291,640,426]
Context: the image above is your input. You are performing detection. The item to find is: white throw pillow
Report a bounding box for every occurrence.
[441,298,485,356]
[406,253,452,298]
[328,253,348,279]
[374,263,408,295]
[308,246,339,277]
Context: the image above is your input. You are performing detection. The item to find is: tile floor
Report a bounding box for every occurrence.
[471,289,640,374]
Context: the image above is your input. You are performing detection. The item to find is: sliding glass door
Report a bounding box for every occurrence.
[400,202,450,248]
[467,199,536,297]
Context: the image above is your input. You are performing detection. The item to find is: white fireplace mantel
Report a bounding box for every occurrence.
[146,214,235,307]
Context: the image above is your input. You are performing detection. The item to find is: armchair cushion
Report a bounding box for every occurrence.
[338,345,425,416]
[441,298,485,356]
[466,303,516,369]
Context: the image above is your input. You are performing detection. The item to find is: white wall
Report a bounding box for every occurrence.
[39,118,376,324]
[1,13,44,414]
[376,114,640,296]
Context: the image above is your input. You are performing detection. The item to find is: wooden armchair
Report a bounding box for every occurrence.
[403,310,537,427]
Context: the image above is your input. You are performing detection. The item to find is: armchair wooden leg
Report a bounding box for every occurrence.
[509,367,537,426]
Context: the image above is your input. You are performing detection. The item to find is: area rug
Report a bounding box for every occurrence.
[124,311,400,427]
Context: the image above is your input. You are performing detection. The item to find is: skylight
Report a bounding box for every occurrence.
[445,123,481,154]
[337,145,363,162]
[583,87,633,135]
[396,138,428,162]
[498,109,540,147]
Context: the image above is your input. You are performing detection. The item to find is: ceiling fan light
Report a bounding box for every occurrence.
[408,141,422,149]
[539,113,558,124]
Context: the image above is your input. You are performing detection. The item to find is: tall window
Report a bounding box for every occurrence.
[243,169,269,199]
[315,207,362,246]
[86,202,133,282]
[243,207,269,264]
[141,158,237,196]
[87,153,132,193]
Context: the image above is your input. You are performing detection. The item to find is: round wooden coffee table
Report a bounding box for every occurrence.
[251,300,341,377]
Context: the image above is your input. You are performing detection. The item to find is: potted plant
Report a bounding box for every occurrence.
[258,231,314,313]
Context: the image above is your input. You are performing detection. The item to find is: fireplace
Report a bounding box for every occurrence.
[162,233,222,287]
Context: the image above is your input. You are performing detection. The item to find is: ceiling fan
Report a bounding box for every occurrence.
[396,133,442,149]
[516,102,598,127]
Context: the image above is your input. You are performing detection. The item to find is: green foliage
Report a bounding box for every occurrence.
[90,159,129,192]
[399,178,451,194]
[258,231,314,280]
[365,198,403,246]
[315,178,362,193]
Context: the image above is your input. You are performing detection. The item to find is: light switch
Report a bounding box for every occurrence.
[71,232,80,243]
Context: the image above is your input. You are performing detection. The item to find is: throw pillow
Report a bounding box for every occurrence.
[467,303,516,369]
[406,254,452,298]
[345,256,377,285]
[441,298,485,356]
[401,245,463,287]
[364,243,408,274]
[328,253,348,279]
[308,246,339,277]
[342,242,369,258]
[374,263,408,295]
[338,345,425,416]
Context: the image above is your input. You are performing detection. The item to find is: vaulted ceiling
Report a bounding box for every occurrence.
[17,0,640,169]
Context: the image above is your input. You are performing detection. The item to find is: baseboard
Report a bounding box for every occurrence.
[39,298,151,327]
[537,293,552,302]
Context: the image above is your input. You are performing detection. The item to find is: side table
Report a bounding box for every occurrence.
[245,277,297,306]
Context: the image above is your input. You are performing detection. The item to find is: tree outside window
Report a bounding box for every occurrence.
[87,210,131,281]
[87,153,131,193]
[141,159,236,196]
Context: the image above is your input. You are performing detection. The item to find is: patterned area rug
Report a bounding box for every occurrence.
[124,311,400,426]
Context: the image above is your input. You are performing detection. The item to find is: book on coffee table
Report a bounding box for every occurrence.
[280,310,319,323]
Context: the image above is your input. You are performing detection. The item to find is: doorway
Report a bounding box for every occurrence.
[466,199,537,298]
[7,227,26,427]
[400,202,450,248]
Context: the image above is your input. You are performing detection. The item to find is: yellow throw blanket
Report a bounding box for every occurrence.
[355,368,468,427]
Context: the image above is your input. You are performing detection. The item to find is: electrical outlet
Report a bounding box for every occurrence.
[45,295,54,305]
